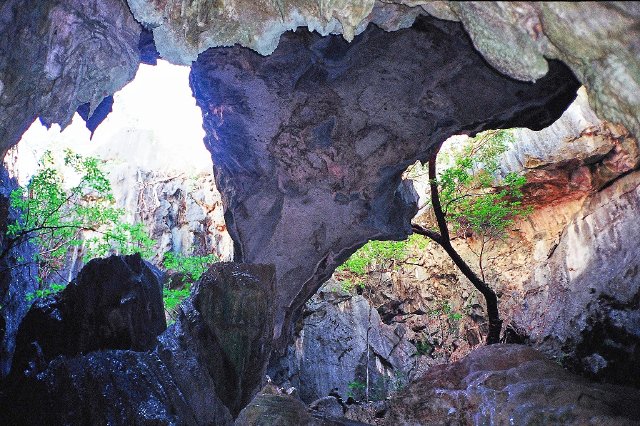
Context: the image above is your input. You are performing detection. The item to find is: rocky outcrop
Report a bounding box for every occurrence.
[128,1,639,140]
[190,15,579,351]
[381,344,640,425]
[191,263,276,416]
[0,0,142,158]
[1,260,275,424]
[110,168,232,264]
[275,279,420,404]
[9,254,165,379]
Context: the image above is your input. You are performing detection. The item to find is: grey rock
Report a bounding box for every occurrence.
[0,0,141,157]
[383,344,640,425]
[274,279,420,404]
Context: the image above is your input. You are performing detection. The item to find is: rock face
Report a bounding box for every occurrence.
[191,263,276,416]
[190,15,579,350]
[0,168,38,377]
[382,344,640,425]
[1,260,275,425]
[513,169,640,387]
[9,254,166,378]
[275,279,420,404]
[0,0,142,158]
[111,168,232,263]
[128,1,639,140]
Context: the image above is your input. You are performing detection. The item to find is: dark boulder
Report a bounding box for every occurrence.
[10,254,166,378]
[190,262,276,416]
[1,261,276,425]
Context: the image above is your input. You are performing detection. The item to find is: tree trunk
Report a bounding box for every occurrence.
[410,151,503,344]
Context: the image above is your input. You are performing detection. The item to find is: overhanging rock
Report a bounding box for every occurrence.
[190,16,580,350]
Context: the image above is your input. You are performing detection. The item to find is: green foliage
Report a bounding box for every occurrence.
[162,252,219,321]
[414,340,433,356]
[162,252,218,284]
[25,283,66,302]
[163,287,191,312]
[435,129,531,240]
[6,149,154,284]
[337,239,409,276]
[347,380,366,399]
[339,278,365,293]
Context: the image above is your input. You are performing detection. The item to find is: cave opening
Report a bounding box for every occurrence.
[1,2,640,423]
[7,59,232,261]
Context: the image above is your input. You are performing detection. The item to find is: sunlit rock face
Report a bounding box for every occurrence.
[129,1,639,140]
[0,0,141,159]
[190,15,580,348]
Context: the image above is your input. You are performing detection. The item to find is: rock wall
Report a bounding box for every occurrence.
[274,279,420,404]
[0,0,142,158]
[0,169,38,377]
[190,15,579,352]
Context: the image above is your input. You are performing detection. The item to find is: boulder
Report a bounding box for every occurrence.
[10,254,166,377]
[383,344,640,425]
[1,261,276,425]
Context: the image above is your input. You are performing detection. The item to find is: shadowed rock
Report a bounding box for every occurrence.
[0,0,141,158]
[1,260,276,425]
[10,254,165,378]
[190,15,580,351]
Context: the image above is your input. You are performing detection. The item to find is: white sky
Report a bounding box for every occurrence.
[11,60,212,184]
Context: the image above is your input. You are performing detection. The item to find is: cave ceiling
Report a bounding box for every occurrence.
[0,0,637,345]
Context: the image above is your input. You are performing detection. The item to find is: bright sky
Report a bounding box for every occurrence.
[12,60,212,185]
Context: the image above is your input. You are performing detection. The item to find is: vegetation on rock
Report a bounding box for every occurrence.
[411,129,531,344]
[1,150,154,290]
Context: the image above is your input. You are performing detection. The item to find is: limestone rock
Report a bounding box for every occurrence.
[191,262,277,416]
[275,279,419,404]
[0,0,142,157]
[10,254,166,378]
[383,344,640,425]
[190,15,579,351]
[127,1,639,140]
[235,384,313,426]
[513,169,640,387]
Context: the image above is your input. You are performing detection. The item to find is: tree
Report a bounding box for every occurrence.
[410,129,530,344]
[1,149,154,287]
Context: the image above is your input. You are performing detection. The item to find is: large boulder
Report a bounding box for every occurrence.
[10,254,166,378]
[382,344,640,425]
[190,15,579,352]
[1,261,276,425]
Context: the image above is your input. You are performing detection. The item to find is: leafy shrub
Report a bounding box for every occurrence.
[4,149,154,288]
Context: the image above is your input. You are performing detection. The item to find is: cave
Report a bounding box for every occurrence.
[1,1,639,424]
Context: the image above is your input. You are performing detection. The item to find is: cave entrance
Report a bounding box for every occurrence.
[4,59,231,294]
